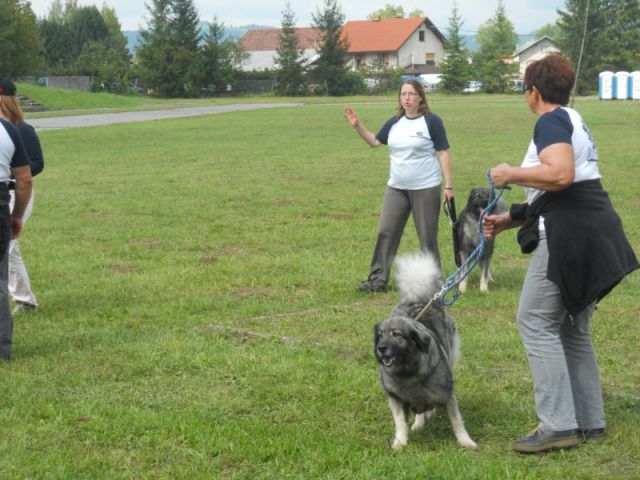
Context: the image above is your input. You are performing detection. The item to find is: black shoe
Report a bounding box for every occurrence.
[358,279,387,293]
[512,427,579,453]
[578,428,605,440]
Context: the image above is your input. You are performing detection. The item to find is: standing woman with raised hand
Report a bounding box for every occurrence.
[344,79,454,292]
[0,80,43,314]
[483,55,638,453]
[0,78,33,360]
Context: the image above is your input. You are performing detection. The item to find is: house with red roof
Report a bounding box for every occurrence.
[239,27,321,71]
[342,17,445,74]
[239,17,445,74]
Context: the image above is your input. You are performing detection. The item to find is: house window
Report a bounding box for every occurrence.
[425,53,435,65]
[355,54,363,69]
[419,31,425,42]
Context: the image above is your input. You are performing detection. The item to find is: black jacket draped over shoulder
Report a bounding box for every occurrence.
[515,179,638,316]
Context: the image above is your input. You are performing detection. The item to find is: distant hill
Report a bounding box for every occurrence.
[124,24,272,54]
[462,33,537,52]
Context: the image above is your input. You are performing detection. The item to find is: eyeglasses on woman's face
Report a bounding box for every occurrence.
[400,91,419,98]
[522,82,533,93]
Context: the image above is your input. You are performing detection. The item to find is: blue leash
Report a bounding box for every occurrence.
[415,174,508,320]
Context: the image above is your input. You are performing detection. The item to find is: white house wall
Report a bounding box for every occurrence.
[241,48,317,71]
[397,27,444,69]
[346,24,444,71]
[516,39,560,75]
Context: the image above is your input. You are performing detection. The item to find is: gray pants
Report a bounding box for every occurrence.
[368,185,441,285]
[0,203,12,361]
[517,231,605,431]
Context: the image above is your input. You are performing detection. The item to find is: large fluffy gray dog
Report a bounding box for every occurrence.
[457,187,507,293]
[374,253,476,450]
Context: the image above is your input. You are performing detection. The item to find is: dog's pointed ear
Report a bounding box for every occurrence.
[410,323,432,352]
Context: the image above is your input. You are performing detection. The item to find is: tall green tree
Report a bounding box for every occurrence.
[440,2,472,93]
[558,0,640,93]
[367,4,404,19]
[312,0,351,96]
[170,0,201,96]
[366,5,423,19]
[599,0,640,71]
[274,2,306,96]
[191,17,246,94]
[473,0,518,93]
[138,0,202,97]
[39,0,129,83]
[0,0,45,77]
[74,8,131,93]
[137,0,175,96]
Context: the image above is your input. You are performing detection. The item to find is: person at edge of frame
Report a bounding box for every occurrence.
[0,78,33,361]
[482,54,638,454]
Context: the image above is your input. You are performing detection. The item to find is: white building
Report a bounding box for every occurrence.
[238,17,446,74]
[511,36,561,76]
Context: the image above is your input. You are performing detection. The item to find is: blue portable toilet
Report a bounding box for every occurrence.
[630,71,640,100]
[598,71,614,100]
[614,72,629,99]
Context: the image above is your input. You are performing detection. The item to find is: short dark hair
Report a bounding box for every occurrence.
[524,54,576,105]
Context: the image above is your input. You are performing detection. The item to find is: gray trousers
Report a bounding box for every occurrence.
[517,231,605,431]
[368,185,441,285]
[0,203,12,361]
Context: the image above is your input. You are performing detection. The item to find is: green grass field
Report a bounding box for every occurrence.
[0,95,638,479]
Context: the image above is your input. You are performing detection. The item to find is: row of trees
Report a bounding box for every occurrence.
[0,0,131,92]
[440,0,640,94]
[1,0,638,97]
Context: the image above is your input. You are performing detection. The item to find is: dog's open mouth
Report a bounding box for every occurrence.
[381,356,394,367]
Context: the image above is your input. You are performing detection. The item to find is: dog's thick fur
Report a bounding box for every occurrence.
[374,253,476,450]
[457,187,507,293]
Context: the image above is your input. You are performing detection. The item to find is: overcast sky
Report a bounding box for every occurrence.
[28,0,567,34]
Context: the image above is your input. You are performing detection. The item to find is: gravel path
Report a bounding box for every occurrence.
[29,102,304,131]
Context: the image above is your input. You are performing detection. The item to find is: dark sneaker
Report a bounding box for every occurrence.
[578,428,605,440]
[358,279,387,293]
[512,428,578,453]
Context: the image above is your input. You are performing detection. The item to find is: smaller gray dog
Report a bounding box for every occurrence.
[374,253,476,450]
[457,187,507,293]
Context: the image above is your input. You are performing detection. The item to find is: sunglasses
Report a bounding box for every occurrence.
[522,82,533,93]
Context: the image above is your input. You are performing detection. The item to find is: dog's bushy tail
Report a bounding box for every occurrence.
[394,253,442,303]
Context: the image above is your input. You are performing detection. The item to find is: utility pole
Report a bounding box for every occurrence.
[570,0,590,108]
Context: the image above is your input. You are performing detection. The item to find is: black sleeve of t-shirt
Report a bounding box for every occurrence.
[425,112,450,151]
[533,109,573,155]
[17,122,44,176]
[375,116,400,145]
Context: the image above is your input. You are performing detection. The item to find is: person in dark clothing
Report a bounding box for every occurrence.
[483,55,638,453]
[0,80,43,314]
[0,78,33,360]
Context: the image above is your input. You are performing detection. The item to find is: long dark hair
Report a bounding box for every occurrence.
[395,79,429,117]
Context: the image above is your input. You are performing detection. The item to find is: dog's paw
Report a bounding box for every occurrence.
[411,414,425,432]
[457,436,477,450]
[390,437,408,450]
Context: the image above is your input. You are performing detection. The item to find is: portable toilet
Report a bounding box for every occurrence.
[598,71,614,100]
[630,71,640,100]
[614,71,629,99]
